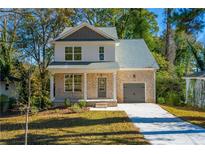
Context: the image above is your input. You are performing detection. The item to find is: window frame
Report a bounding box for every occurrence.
[65,46,82,61]
[65,47,73,61]
[64,74,82,92]
[74,47,82,61]
[99,46,104,61]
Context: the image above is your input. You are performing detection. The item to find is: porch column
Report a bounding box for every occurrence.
[84,73,87,101]
[50,74,54,101]
[113,72,117,101]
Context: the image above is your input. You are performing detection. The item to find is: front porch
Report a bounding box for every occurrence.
[50,71,117,106]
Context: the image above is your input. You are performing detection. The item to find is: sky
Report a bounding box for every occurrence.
[148,8,205,45]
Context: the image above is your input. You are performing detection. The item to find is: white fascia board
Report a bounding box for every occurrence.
[183,77,205,80]
[48,67,118,74]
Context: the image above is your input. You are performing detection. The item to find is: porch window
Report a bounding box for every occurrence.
[65,47,82,61]
[64,74,82,92]
[65,74,73,91]
[99,47,104,61]
[74,75,82,91]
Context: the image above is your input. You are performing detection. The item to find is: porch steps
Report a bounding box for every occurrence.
[95,102,108,108]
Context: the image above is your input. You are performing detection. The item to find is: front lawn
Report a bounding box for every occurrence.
[160,104,205,128]
[0,109,148,145]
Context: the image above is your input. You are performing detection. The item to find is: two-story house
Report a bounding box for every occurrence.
[48,23,159,106]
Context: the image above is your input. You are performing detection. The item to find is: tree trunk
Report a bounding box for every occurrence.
[165,8,176,65]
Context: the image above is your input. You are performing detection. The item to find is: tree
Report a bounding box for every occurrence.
[173,8,205,35]
[74,9,159,51]
[16,9,73,108]
[164,8,177,65]
[0,10,19,82]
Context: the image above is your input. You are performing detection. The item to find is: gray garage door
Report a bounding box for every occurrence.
[123,83,145,103]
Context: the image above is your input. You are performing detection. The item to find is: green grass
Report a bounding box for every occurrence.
[160,104,205,128]
[0,109,149,145]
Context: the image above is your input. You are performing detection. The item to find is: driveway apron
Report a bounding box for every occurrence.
[118,103,205,145]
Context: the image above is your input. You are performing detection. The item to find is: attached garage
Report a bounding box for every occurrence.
[123,83,145,103]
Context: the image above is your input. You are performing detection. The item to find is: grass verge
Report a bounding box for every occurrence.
[0,109,149,145]
[160,104,205,128]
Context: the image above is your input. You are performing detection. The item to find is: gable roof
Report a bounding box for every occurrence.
[53,23,118,42]
[116,39,159,69]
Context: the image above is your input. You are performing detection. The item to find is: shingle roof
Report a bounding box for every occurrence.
[97,27,118,39]
[49,61,119,70]
[116,39,159,69]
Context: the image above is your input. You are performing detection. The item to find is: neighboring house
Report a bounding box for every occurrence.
[0,75,19,98]
[184,71,205,108]
[48,23,159,106]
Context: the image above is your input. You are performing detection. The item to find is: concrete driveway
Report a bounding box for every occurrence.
[118,103,205,145]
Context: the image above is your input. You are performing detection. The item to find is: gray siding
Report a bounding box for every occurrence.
[57,27,114,41]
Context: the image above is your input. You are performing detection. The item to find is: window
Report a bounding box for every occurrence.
[65,47,73,60]
[64,74,82,92]
[74,75,82,91]
[74,47,82,60]
[99,47,104,61]
[65,74,73,91]
[65,47,82,61]
[5,83,9,90]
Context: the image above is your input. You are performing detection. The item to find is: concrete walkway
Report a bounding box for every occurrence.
[118,103,205,145]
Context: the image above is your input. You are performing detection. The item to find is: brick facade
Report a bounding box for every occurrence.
[54,70,156,103]
[117,70,155,103]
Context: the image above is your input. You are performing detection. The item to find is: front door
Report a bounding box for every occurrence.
[98,78,106,98]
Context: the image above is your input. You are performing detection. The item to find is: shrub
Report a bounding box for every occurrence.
[157,97,165,104]
[31,95,52,109]
[54,108,60,113]
[9,97,16,108]
[79,100,87,108]
[165,92,181,106]
[0,95,16,113]
[30,105,39,114]
[0,95,9,113]
[64,98,71,107]
[70,103,82,113]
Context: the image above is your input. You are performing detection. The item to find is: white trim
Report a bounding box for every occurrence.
[53,23,117,41]
[154,70,156,103]
[183,77,205,80]
[49,66,157,70]
[84,73,87,101]
[48,68,118,74]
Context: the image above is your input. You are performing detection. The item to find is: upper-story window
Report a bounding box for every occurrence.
[65,47,82,61]
[99,47,104,61]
